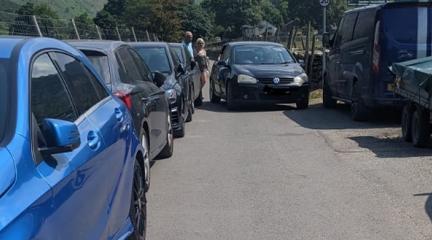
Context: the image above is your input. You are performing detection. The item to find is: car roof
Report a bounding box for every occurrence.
[0,36,27,59]
[345,1,432,14]
[67,40,127,53]
[168,43,182,47]
[129,41,169,48]
[226,41,284,48]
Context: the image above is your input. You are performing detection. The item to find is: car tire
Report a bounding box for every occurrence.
[186,97,193,123]
[210,80,221,104]
[226,81,237,110]
[156,114,174,159]
[412,108,430,148]
[351,85,369,122]
[194,90,203,107]
[323,75,337,108]
[129,161,147,240]
[140,131,150,191]
[296,89,309,110]
[401,104,413,142]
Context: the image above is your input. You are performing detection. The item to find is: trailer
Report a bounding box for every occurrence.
[392,57,432,147]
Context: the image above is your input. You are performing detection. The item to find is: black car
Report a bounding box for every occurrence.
[210,41,310,110]
[68,40,174,164]
[131,42,192,138]
[169,43,202,109]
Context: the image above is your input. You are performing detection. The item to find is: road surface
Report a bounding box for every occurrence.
[147,86,432,240]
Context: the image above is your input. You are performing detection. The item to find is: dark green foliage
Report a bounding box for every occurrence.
[179,3,213,39]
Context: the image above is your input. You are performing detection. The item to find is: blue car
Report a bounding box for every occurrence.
[0,37,148,239]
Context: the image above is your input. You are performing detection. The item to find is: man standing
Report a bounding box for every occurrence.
[182,31,195,65]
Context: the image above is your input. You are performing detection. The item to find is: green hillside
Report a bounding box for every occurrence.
[7,0,107,18]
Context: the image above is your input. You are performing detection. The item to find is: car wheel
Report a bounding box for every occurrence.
[157,114,174,159]
[186,97,193,122]
[323,75,337,108]
[210,80,221,104]
[351,85,369,122]
[412,108,430,148]
[194,90,203,106]
[226,81,237,110]
[401,104,413,142]
[129,161,147,240]
[296,89,309,110]
[140,131,150,191]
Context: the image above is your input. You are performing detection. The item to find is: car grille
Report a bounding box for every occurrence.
[258,78,294,84]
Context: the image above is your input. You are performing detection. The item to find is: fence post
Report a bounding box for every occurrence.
[145,30,150,41]
[95,25,102,40]
[32,15,43,37]
[131,27,137,42]
[71,18,80,40]
[115,25,122,41]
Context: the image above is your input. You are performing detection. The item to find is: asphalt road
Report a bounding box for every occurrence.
[147,85,432,240]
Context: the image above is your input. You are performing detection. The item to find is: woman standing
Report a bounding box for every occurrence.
[195,38,209,101]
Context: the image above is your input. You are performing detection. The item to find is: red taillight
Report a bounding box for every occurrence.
[372,21,381,74]
[114,92,133,110]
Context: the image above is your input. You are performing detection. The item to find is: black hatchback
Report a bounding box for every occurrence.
[69,40,174,163]
[210,41,310,110]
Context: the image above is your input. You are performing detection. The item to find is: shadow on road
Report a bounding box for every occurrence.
[414,192,432,223]
[283,103,400,130]
[349,136,432,158]
[197,100,295,113]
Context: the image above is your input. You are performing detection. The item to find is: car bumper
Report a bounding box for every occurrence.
[169,101,184,131]
[364,96,405,109]
[232,83,310,103]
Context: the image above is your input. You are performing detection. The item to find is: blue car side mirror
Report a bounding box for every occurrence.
[39,118,80,155]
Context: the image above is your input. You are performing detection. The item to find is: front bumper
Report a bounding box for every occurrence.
[169,100,184,131]
[231,83,310,104]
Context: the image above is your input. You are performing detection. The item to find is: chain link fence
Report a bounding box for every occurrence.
[0,10,156,42]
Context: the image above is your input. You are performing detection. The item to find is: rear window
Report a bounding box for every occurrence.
[135,47,172,74]
[382,7,431,44]
[0,60,8,141]
[82,50,111,84]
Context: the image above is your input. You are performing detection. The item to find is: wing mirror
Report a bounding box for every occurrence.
[217,60,228,67]
[153,71,166,88]
[176,64,186,75]
[39,118,80,155]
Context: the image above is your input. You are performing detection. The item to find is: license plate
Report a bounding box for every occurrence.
[387,83,395,92]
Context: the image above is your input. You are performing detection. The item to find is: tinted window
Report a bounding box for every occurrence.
[0,60,8,140]
[82,50,111,84]
[354,10,376,40]
[128,48,153,82]
[115,47,146,83]
[171,46,185,64]
[233,45,295,65]
[31,54,76,124]
[53,53,107,115]
[135,47,172,74]
[382,7,427,44]
[341,13,358,44]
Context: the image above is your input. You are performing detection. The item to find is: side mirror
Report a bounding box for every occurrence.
[217,60,227,67]
[298,59,305,68]
[176,64,186,75]
[153,71,166,88]
[322,33,331,48]
[39,118,80,155]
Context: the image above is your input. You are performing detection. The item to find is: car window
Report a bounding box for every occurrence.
[31,54,76,125]
[221,46,230,62]
[170,48,181,68]
[233,45,295,65]
[115,46,146,83]
[171,46,185,64]
[135,46,172,74]
[382,7,426,44]
[354,10,376,40]
[128,48,153,82]
[0,60,8,141]
[82,50,111,84]
[53,52,108,115]
[341,13,358,44]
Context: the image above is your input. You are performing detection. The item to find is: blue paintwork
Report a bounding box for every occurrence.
[0,37,143,239]
[41,118,80,148]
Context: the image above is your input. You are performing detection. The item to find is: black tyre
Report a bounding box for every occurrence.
[210,80,221,104]
[401,104,413,142]
[194,90,203,106]
[226,82,237,110]
[351,85,369,121]
[323,75,337,108]
[296,89,310,110]
[156,114,174,159]
[412,108,430,148]
[129,162,147,240]
[186,96,193,122]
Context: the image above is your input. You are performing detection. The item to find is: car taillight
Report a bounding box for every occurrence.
[372,21,381,74]
[114,92,133,110]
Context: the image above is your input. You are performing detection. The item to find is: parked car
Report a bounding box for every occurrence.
[131,42,192,138]
[323,1,432,121]
[68,40,173,161]
[0,37,147,239]
[169,43,202,108]
[210,41,309,110]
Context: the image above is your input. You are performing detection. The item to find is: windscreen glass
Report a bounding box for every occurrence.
[233,45,295,65]
[135,47,172,74]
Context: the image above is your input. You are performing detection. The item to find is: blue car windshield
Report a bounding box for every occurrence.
[0,60,8,141]
[233,45,295,65]
[135,47,172,74]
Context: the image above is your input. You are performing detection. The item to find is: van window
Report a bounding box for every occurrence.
[354,10,376,40]
[382,7,427,44]
[341,13,358,44]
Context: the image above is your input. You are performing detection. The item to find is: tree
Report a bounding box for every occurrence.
[75,13,97,39]
[287,0,346,29]
[179,3,213,39]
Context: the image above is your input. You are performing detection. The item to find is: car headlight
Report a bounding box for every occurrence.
[237,74,258,84]
[293,73,308,86]
[165,89,177,103]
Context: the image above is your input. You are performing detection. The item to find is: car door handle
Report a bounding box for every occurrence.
[87,131,101,150]
[114,108,124,122]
